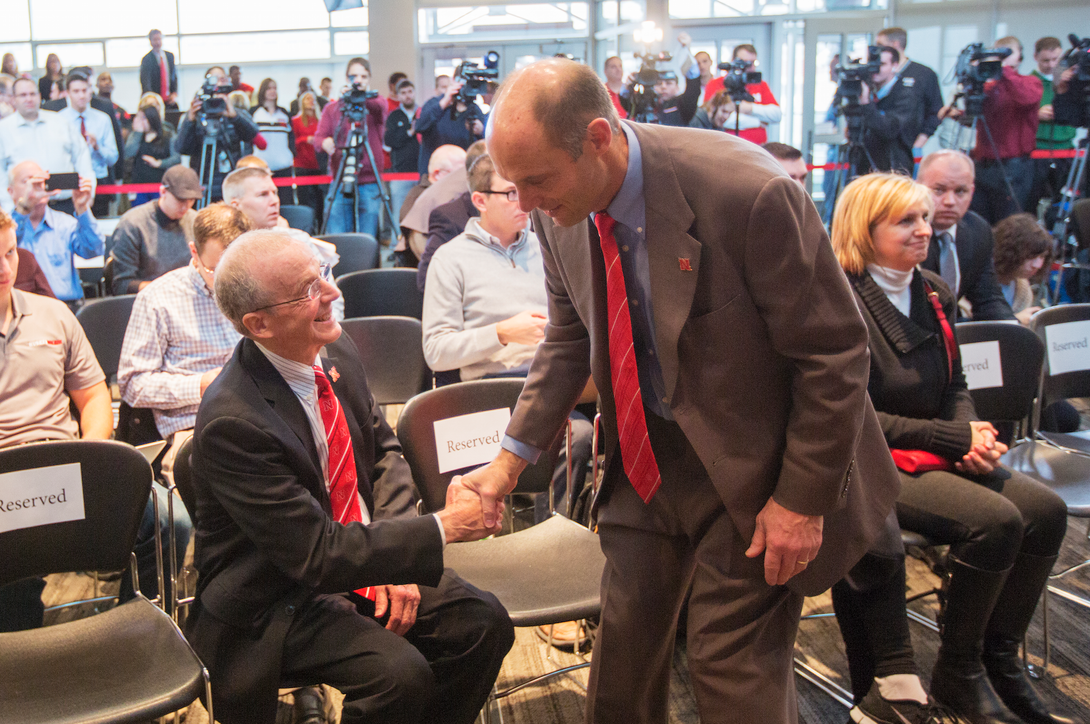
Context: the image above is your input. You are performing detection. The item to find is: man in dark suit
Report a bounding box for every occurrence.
[462,59,901,723]
[918,150,1016,321]
[857,46,923,175]
[416,191,477,291]
[140,29,177,108]
[189,230,513,724]
[877,27,944,149]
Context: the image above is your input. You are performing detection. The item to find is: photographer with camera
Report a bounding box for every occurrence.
[942,37,1042,224]
[620,47,700,126]
[415,59,493,175]
[876,27,944,149]
[702,44,781,144]
[175,66,259,203]
[314,57,388,237]
[854,45,923,174]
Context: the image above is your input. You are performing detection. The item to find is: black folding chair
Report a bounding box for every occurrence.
[315,233,380,278]
[336,268,424,320]
[340,317,431,405]
[75,294,138,383]
[0,440,212,723]
[397,379,605,723]
[280,204,316,235]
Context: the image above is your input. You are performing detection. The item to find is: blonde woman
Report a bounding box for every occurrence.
[831,173,1070,724]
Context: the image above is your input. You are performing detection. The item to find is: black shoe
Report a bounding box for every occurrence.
[983,643,1079,724]
[293,686,325,724]
[849,687,964,723]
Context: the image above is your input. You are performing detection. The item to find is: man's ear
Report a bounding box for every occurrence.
[470,191,488,214]
[586,117,614,156]
[242,311,270,340]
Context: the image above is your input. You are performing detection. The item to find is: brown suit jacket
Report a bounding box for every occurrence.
[506,121,900,595]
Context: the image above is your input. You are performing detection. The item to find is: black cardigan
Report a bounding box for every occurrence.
[849,268,976,460]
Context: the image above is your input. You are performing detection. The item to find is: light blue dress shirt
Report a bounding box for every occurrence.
[59,105,118,180]
[14,207,104,301]
[0,109,95,212]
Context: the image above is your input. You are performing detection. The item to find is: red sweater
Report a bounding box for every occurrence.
[972,67,1042,160]
[292,115,320,170]
[701,77,778,144]
[313,97,388,183]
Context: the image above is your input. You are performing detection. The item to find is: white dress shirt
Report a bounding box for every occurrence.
[0,109,95,212]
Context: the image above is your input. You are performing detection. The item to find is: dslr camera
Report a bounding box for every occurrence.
[834,46,883,110]
[198,75,233,116]
[454,50,501,106]
[717,58,761,102]
[953,42,1012,116]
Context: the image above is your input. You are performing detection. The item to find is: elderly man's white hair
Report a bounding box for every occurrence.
[214,229,317,335]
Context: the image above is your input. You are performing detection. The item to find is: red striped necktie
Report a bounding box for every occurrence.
[595,211,662,503]
[313,365,376,601]
[159,54,169,102]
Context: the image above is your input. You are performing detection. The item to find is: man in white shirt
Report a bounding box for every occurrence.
[57,71,117,218]
[0,78,94,214]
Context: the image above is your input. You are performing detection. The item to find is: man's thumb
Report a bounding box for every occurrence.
[745,521,766,559]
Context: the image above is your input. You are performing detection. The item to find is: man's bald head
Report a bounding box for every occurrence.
[490,58,620,160]
[918,149,974,180]
[428,144,467,183]
[9,160,44,186]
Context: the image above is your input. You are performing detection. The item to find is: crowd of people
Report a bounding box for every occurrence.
[0,20,1087,724]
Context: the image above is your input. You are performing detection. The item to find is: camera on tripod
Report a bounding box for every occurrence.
[626,51,674,122]
[833,46,883,112]
[340,83,379,122]
[453,51,500,106]
[198,75,233,116]
[716,58,761,102]
[953,42,1012,116]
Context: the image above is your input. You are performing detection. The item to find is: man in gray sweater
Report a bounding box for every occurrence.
[109,166,200,294]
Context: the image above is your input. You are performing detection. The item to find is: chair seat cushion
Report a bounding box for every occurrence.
[444,515,606,628]
[0,597,205,724]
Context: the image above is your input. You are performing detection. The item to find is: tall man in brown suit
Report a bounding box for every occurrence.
[460,59,901,723]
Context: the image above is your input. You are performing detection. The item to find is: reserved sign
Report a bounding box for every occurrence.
[1046,320,1090,376]
[960,340,1004,390]
[434,407,511,474]
[0,462,86,534]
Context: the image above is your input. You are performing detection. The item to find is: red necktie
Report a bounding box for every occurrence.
[313,365,376,601]
[595,212,662,503]
[159,54,170,101]
[79,115,87,141]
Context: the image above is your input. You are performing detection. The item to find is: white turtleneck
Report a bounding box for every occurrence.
[867,263,914,317]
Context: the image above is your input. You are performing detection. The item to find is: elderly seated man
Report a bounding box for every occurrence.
[187,229,513,724]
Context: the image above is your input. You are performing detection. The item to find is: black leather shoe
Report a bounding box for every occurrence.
[983,644,1079,724]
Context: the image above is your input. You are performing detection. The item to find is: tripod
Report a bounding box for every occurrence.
[1046,138,1089,303]
[948,93,1022,219]
[822,107,879,227]
[196,114,235,209]
[320,109,397,236]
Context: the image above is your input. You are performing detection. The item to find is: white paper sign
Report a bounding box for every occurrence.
[960,340,1004,390]
[0,462,86,534]
[434,407,511,474]
[1046,320,1090,376]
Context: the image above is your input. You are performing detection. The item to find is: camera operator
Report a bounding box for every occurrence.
[1028,36,1079,221]
[854,45,922,174]
[415,72,488,176]
[175,66,259,202]
[314,57,388,238]
[943,37,1042,224]
[702,44,781,144]
[652,67,701,126]
[876,27,943,149]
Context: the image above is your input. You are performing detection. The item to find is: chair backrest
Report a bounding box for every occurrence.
[954,321,1044,423]
[279,205,315,235]
[171,435,197,524]
[102,255,115,296]
[75,294,138,381]
[1029,304,1090,403]
[340,316,431,405]
[337,268,424,320]
[0,440,152,587]
[316,233,380,278]
[397,378,559,514]
[1071,198,1090,251]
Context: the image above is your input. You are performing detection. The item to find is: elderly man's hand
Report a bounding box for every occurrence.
[745,497,823,586]
[455,450,526,529]
[374,584,421,636]
[437,479,505,542]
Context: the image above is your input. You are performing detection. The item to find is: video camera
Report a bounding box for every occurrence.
[198,75,233,116]
[626,51,674,123]
[1054,34,1090,128]
[454,51,500,106]
[833,46,883,111]
[953,42,1012,116]
[339,83,380,122]
[716,58,761,103]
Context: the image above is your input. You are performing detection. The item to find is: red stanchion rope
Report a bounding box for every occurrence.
[95,171,421,194]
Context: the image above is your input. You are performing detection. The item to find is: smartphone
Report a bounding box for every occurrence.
[45,172,80,191]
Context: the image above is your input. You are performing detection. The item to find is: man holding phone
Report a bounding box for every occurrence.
[9,160,103,309]
[0,78,95,215]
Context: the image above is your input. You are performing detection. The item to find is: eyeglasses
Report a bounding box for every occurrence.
[249,263,332,313]
[480,188,519,202]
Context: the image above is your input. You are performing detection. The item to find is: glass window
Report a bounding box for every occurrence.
[1,2,32,44]
[180,31,331,65]
[331,6,369,27]
[179,0,331,34]
[105,36,179,68]
[333,31,370,57]
[669,0,711,18]
[36,43,104,70]
[420,4,588,42]
[715,0,755,18]
[0,44,34,73]
[29,0,177,41]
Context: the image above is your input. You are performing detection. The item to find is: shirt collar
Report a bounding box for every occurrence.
[255,342,321,398]
[187,261,213,297]
[37,207,58,231]
[464,216,528,252]
[154,203,178,229]
[14,113,43,128]
[604,122,645,233]
[2,289,30,337]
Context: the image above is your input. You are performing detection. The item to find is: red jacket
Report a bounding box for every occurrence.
[313,97,388,183]
[291,115,320,170]
[973,67,1042,160]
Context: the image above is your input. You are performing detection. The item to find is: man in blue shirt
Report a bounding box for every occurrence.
[9,160,103,308]
[57,71,118,218]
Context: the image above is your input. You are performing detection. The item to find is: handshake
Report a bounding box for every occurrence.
[434,455,524,543]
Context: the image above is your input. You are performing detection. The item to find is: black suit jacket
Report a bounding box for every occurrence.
[921,211,1015,321]
[188,334,444,720]
[860,80,922,174]
[140,50,177,98]
[41,97,124,182]
[416,191,478,291]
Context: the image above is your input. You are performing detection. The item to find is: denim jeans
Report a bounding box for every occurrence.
[327,181,381,238]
